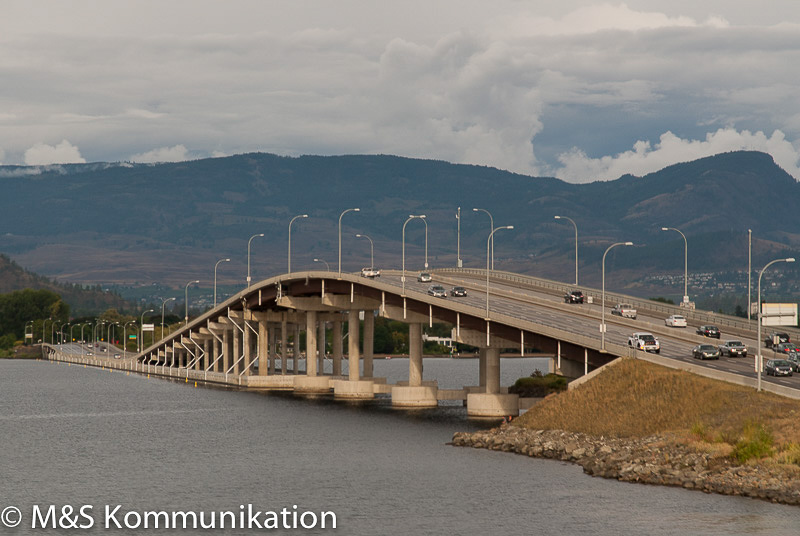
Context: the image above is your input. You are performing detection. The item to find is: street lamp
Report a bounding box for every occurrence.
[473,208,495,270]
[247,233,265,287]
[313,258,330,271]
[184,280,199,326]
[338,208,360,275]
[421,217,429,269]
[214,258,230,308]
[757,257,795,391]
[139,309,154,352]
[402,215,426,295]
[485,226,514,317]
[554,215,579,286]
[70,324,79,346]
[107,322,120,350]
[748,229,752,321]
[661,227,689,304]
[42,317,52,344]
[288,214,308,274]
[456,207,462,268]
[601,242,634,350]
[59,322,69,345]
[123,320,137,359]
[162,297,176,337]
[355,233,374,270]
[25,320,33,345]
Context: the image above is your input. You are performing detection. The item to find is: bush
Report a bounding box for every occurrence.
[509,371,567,397]
[731,421,774,463]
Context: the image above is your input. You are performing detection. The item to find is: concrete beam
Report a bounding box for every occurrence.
[323,294,382,311]
[276,296,340,312]
[381,304,430,324]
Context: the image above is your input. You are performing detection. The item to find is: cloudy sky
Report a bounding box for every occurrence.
[2,1,800,182]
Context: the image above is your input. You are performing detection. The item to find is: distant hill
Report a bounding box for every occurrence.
[0,151,797,289]
[0,254,132,316]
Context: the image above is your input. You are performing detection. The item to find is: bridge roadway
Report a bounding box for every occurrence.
[43,269,800,416]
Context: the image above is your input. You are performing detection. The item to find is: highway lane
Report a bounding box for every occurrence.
[369,272,800,391]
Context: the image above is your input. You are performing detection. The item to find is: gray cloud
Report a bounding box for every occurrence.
[0,1,799,181]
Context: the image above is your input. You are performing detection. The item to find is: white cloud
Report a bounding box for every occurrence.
[23,140,85,165]
[554,128,800,182]
[130,145,189,163]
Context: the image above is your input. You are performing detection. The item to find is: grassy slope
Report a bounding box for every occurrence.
[514,359,800,447]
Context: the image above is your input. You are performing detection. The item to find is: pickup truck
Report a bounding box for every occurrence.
[611,303,637,319]
[628,332,660,353]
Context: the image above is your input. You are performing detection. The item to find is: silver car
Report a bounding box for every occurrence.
[718,340,747,357]
[427,284,447,298]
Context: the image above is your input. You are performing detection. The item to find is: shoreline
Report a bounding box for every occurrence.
[452,425,800,506]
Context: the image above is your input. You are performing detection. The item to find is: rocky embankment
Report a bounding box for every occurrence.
[452,426,800,505]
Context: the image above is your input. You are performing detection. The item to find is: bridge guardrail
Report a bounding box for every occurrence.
[434,267,800,342]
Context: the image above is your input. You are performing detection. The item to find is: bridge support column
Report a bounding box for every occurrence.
[363,310,374,378]
[332,319,343,376]
[392,322,437,407]
[222,329,231,375]
[296,310,330,393]
[334,309,373,399]
[467,347,518,417]
[318,320,326,375]
[243,318,252,376]
[293,324,301,374]
[479,348,487,388]
[280,319,288,375]
[232,325,242,375]
[269,325,277,374]
[258,319,269,376]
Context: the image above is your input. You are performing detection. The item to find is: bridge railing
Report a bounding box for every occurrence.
[434,267,800,341]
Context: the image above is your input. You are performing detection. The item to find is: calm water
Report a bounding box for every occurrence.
[2,357,800,535]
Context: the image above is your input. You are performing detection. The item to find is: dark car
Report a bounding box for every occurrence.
[765,359,794,376]
[787,354,800,372]
[692,344,720,360]
[774,342,800,356]
[718,340,747,357]
[564,290,584,304]
[427,285,447,298]
[765,332,791,348]
[696,325,720,339]
[450,286,467,297]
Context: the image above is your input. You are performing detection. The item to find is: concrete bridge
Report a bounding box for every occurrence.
[43,268,800,415]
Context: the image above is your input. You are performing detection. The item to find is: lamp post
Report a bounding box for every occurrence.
[313,258,330,271]
[338,208,360,275]
[402,215,426,295]
[661,227,689,304]
[123,320,137,358]
[214,258,230,308]
[355,233,374,270]
[161,297,176,338]
[473,207,494,270]
[748,229,752,321]
[94,320,105,344]
[554,215,579,286]
[288,214,308,274]
[485,226,514,317]
[456,207,462,268]
[139,309,154,352]
[247,233,265,287]
[601,242,634,350]
[70,324,79,346]
[107,322,120,350]
[25,320,33,345]
[757,257,795,391]
[59,322,69,345]
[421,217,429,269]
[42,317,52,344]
[184,280,199,327]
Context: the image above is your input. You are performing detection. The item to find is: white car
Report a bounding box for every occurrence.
[418,272,432,282]
[628,332,660,353]
[665,314,687,327]
[360,267,381,278]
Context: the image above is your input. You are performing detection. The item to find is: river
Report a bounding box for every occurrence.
[2,357,799,535]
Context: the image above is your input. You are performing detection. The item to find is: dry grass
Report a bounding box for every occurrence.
[514,358,800,446]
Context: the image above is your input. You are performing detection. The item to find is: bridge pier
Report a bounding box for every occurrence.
[392,322,438,407]
[296,310,330,393]
[334,309,373,399]
[467,346,519,417]
[332,319,343,376]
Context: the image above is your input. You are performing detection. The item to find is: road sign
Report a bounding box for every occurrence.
[760,303,798,326]
[142,323,155,332]
[128,334,137,339]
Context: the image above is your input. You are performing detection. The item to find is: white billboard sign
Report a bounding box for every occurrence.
[142,323,155,332]
[760,303,798,327]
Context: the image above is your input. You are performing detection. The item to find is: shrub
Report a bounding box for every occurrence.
[777,443,800,466]
[731,421,774,463]
[509,373,567,397]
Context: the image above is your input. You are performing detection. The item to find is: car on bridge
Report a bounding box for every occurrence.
[664,314,687,327]
[718,340,747,357]
[564,290,584,304]
[611,303,637,319]
[692,344,720,360]
[628,332,660,353]
[764,331,791,348]
[696,325,720,339]
[418,272,432,283]
[450,286,467,297]
[361,267,381,278]
[765,359,793,377]
[427,285,447,298]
